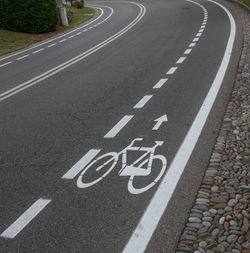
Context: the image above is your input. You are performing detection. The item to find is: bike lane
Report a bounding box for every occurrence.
[0,0,241,252]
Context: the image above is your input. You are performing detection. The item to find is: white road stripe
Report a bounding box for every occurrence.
[201,25,205,28]
[62,149,101,179]
[199,29,204,32]
[0,61,12,68]
[189,42,196,47]
[104,115,134,138]
[196,32,202,37]
[193,37,199,42]
[1,199,51,239]
[176,56,186,64]
[166,67,178,75]
[76,32,82,35]
[134,95,153,108]
[184,48,192,54]
[122,0,235,251]
[68,35,75,39]
[153,78,168,89]
[16,55,29,60]
[32,48,44,54]
[59,39,67,43]
[47,43,56,48]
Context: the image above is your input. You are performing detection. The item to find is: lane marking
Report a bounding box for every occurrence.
[59,39,67,43]
[104,115,134,138]
[153,78,168,89]
[193,37,199,42]
[184,48,192,54]
[176,56,186,64]
[201,25,205,28]
[134,95,153,109]
[32,48,44,54]
[189,42,196,47]
[68,35,75,39]
[62,149,101,179]
[0,61,12,68]
[76,32,82,35]
[122,0,235,251]
[199,29,204,32]
[166,67,178,75]
[0,6,105,62]
[196,32,202,37]
[0,2,146,103]
[1,199,51,239]
[16,55,29,60]
[47,43,57,48]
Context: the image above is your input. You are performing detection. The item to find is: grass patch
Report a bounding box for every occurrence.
[239,0,250,6]
[0,6,95,56]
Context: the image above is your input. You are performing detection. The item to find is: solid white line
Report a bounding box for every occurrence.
[32,48,44,54]
[134,95,153,109]
[59,39,67,43]
[196,32,202,37]
[16,55,29,60]
[104,115,134,138]
[193,37,199,42]
[62,149,101,179]
[176,56,186,64]
[0,6,106,62]
[1,199,51,239]
[166,67,178,75]
[0,61,12,68]
[47,43,57,48]
[184,48,192,54]
[153,78,168,89]
[122,0,235,251]
[0,2,146,103]
[189,42,196,47]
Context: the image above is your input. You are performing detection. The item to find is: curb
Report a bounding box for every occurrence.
[226,0,250,11]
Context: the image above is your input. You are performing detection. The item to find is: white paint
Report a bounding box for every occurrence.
[76,32,82,35]
[153,78,168,89]
[152,115,168,130]
[196,32,202,37]
[62,149,101,179]
[193,37,199,42]
[68,35,75,39]
[47,43,57,48]
[1,199,51,239]
[32,48,44,54]
[184,48,192,54]
[134,95,153,108]
[189,42,196,47]
[16,55,29,60]
[0,61,12,68]
[0,2,146,103]
[104,115,134,138]
[202,22,207,25]
[176,57,186,64]
[59,39,67,43]
[166,67,177,75]
[122,0,235,251]
[201,25,205,28]
[199,29,204,32]
[0,6,106,62]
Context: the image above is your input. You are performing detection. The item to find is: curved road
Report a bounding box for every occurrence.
[0,0,242,252]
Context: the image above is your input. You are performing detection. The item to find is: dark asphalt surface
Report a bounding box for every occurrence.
[0,0,242,252]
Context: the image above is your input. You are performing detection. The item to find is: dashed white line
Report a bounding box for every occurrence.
[76,32,82,35]
[193,37,199,42]
[32,48,44,54]
[0,61,12,68]
[104,115,134,138]
[184,49,192,54]
[0,199,51,239]
[47,43,57,48]
[68,35,75,39]
[16,55,29,60]
[166,67,178,75]
[59,39,67,43]
[134,95,153,109]
[176,56,186,64]
[153,78,168,89]
[62,149,101,179]
[196,32,202,37]
[201,25,205,28]
[189,43,196,47]
[199,29,204,32]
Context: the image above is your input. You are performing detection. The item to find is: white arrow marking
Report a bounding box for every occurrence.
[152,115,168,130]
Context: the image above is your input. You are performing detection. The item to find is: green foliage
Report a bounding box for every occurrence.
[0,0,58,33]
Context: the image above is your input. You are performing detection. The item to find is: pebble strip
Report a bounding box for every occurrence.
[176,9,250,253]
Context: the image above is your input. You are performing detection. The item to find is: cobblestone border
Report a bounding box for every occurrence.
[176,6,250,253]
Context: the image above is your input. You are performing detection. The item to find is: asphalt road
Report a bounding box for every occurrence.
[0,0,242,252]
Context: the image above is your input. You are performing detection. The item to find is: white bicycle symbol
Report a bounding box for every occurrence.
[77,138,167,194]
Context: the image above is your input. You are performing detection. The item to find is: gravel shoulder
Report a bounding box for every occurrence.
[176,1,250,253]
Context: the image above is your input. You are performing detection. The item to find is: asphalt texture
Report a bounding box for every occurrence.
[0,0,242,252]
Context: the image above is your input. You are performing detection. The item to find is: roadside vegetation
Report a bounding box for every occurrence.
[239,0,250,6]
[0,5,95,56]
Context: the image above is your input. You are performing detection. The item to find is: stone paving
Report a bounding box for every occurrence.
[176,5,250,253]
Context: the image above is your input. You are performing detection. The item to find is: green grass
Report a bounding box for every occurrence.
[239,0,250,6]
[0,6,95,56]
